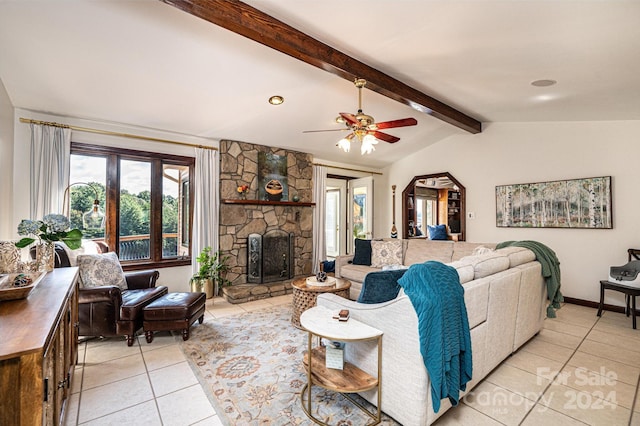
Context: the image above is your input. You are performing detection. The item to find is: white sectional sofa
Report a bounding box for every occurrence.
[318,245,547,426]
[336,239,497,300]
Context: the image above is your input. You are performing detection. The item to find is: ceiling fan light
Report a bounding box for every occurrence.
[361,135,377,155]
[363,133,378,145]
[337,137,351,152]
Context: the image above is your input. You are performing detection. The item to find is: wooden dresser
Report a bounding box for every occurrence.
[0,268,79,425]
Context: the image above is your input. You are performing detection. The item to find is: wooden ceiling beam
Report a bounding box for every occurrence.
[161,0,482,134]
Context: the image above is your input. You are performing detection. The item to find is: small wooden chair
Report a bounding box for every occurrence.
[597,248,640,329]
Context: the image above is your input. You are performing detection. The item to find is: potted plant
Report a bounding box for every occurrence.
[15,214,83,272]
[190,247,231,299]
[210,250,231,296]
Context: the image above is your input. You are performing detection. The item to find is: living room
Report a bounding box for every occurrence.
[1,1,640,425]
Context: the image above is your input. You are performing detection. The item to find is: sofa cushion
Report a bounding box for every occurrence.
[352,239,372,265]
[357,269,407,304]
[427,224,448,240]
[404,240,454,266]
[77,252,127,290]
[452,242,497,261]
[462,253,510,279]
[447,260,475,284]
[462,278,490,329]
[339,264,380,284]
[496,246,536,267]
[370,240,403,268]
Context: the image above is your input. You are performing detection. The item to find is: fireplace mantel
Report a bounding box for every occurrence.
[222,199,315,207]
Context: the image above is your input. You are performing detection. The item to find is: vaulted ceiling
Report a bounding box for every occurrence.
[1,0,639,168]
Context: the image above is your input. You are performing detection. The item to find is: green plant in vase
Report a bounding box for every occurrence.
[15,214,83,249]
[15,214,83,272]
[190,247,231,299]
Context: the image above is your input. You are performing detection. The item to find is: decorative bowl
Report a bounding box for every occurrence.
[305,275,336,288]
[0,272,45,301]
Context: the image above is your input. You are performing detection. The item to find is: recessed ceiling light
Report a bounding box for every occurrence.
[531,79,557,87]
[268,95,284,105]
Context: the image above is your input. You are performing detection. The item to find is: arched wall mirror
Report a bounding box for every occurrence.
[402,172,466,241]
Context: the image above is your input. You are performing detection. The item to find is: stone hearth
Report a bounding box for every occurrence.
[222,280,294,304]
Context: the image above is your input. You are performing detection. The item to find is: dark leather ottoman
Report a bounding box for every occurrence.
[142,292,206,343]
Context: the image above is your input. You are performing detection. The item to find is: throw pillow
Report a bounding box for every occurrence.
[352,239,372,266]
[370,240,403,268]
[427,224,448,240]
[60,239,101,267]
[357,269,407,304]
[472,246,494,256]
[77,252,127,290]
[322,260,335,273]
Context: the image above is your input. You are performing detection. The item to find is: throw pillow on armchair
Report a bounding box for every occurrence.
[77,252,128,290]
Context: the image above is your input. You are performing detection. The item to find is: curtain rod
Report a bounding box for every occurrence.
[19,117,218,151]
[313,162,383,176]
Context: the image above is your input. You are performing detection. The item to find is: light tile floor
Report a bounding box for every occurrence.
[65,298,640,426]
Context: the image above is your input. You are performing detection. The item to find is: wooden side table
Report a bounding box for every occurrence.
[291,277,351,328]
[598,280,640,329]
[300,306,383,426]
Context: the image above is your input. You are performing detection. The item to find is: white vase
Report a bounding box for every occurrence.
[36,241,55,272]
[0,241,20,273]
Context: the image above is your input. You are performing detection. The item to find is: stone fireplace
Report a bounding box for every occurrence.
[219,140,314,290]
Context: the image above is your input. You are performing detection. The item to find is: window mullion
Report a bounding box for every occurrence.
[150,159,163,262]
[106,154,120,254]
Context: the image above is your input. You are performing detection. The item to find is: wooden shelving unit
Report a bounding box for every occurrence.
[0,268,80,426]
[303,347,378,393]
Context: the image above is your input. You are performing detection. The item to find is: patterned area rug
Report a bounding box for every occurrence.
[180,304,400,425]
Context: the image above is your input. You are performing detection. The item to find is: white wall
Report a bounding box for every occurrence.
[0,80,14,239]
[9,109,218,292]
[383,120,640,306]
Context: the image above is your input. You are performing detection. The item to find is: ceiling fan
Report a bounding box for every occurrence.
[303,78,417,154]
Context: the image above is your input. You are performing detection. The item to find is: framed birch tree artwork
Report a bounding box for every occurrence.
[496,176,612,228]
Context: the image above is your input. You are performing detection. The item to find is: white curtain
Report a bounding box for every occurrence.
[312,165,327,273]
[192,148,220,290]
[29,123,71,219]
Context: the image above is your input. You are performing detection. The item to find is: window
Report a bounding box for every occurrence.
[70,143,194,269]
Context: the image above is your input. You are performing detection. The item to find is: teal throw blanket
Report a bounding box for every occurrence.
[398,261,473,413]
[496,240,563,318]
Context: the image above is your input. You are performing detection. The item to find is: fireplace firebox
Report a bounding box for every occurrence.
[247,231,294,284]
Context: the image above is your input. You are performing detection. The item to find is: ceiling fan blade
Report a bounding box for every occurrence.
[339,112,359,126]
[302,128,349,133]
[373,117,418,130]
[372,131,400,143]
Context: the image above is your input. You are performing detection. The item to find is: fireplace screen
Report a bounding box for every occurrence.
[247,231,294,283]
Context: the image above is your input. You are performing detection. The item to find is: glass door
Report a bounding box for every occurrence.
[348,176,374,253]
[325,189,340,258]
[325,178,346,258]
